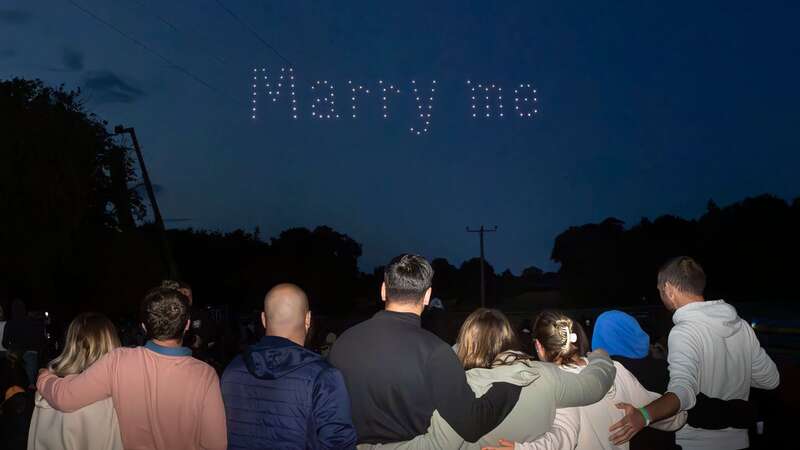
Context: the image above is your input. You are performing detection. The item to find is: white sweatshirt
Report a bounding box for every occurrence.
[513,360,686,450]
[28,393,123,450]
[667,300,779,450]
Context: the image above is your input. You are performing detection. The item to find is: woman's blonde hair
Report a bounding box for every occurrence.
[49,312,120,377]
[456,308,531,370]
[532,310,588,366]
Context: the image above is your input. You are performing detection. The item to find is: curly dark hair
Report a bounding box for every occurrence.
[140,287,190,341]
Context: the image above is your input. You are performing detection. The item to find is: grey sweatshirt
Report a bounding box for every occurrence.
[667,300,779,450]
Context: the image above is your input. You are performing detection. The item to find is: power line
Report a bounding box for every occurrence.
[213,0,296,69]
[130,0,228,66]
[67,0,219,93]
[131,0,178,32]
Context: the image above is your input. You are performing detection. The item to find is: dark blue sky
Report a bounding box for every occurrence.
[3,1,799,272]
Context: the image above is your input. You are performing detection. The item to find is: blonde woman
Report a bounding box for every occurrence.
[486,311,686,450]
[359,308,617,450]
[28,313,123,450]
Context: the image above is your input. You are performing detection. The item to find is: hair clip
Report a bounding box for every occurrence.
[569,333,578,343]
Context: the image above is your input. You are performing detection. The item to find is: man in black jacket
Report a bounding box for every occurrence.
[329,254,521,444]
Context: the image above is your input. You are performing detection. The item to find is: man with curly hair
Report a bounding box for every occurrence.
[36,287,227,450]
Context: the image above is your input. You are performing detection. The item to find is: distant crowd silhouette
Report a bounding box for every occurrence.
[0,254,780,449]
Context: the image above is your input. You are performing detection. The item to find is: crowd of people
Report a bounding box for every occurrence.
[0,254,781,449]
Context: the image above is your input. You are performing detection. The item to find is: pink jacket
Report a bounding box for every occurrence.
[37,345,226,450]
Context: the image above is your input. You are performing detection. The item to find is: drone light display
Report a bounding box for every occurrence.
[250,68,539,135]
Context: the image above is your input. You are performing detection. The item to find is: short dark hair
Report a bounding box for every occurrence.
[141,287,190,340]
[384,254,434,303]
[658,256,706,296]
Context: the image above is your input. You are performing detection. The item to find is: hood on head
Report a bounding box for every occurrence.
[591,310,650,359]
[243,336,322,380]
[467,353,542,391]
[673,300,742,338]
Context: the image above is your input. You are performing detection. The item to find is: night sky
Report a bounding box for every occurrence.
[2,1,799,272]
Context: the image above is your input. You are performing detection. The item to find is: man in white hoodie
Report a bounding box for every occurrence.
[609,256,779,450]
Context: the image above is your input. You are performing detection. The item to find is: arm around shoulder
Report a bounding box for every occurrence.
[427,343,520,442]
[553,349,616,408]
[615,362,686,432]
[36,350,115,412]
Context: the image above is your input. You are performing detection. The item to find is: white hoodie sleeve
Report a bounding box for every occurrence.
[666,325,701,411]
[746,326,780,389]
[513,408,580,450]
[616,363,687,431]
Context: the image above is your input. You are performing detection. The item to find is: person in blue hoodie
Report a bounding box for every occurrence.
[221,283,357,449]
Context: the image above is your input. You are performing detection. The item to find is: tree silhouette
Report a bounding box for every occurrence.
[551,194,800,306]
[1,78,144,312]
[431,258,458,301]
[269,226,362,312]
[551,217,626,306]
[456,257,497,307]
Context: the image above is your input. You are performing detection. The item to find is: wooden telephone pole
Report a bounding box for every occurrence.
[466,225,497,307]
[115,125,178,279]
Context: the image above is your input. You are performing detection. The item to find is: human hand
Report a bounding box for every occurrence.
[482,438,515,450]
[609,402,646,445]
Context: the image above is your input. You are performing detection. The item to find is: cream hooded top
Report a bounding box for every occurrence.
[28,393,123,450]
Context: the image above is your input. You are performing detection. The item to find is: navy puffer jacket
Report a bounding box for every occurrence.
[222,335,357,449]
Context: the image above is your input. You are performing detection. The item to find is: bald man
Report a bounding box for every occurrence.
[221,284,357,449]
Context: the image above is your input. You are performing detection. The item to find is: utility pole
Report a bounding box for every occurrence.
[114,125,178,279]
[466,225,497,308]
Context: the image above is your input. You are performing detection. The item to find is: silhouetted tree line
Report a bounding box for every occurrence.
[166,225,365,314]
[2,78,798,317]
[552,196,800,306]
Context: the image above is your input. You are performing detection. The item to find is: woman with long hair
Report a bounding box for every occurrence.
[486,311,686,450]
[27,313,123,450]
[359,308,617,450]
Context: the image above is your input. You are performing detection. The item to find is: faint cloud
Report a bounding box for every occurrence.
[82,70,145,104]
[0,9,32,25]
[62,48,84,71]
